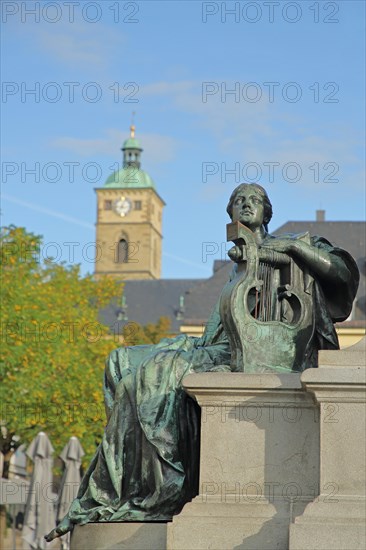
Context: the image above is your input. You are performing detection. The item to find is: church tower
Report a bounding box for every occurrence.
[95,125,165,280]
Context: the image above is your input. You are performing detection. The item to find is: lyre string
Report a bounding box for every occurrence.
[257,262,274,322]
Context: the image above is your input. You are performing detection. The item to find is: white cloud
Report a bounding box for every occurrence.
[50,77,364,195]
[37,29,106,67]
[51,131,119,157]
[9,18,125,70]
[51,129,179,165]
[140,79,364,191]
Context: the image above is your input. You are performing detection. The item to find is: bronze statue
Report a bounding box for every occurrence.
[46,183,358,541]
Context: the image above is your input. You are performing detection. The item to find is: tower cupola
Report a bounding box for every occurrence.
[122,124,143,169]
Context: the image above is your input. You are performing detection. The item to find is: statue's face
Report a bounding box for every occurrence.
[231,188,265,230]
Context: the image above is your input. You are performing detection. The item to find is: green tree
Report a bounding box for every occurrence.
[0,226,176,471]
[0,226,122,467]
[123,316,172,346]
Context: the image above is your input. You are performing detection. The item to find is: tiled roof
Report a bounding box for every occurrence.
[99,278,203,333]
[183,262,233,326]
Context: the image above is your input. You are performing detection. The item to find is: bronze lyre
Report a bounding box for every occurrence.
[219,222,314,372]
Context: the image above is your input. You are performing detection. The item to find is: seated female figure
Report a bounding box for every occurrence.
[46,183,358,540]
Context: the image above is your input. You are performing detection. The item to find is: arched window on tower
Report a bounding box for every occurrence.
[117,239,128,263]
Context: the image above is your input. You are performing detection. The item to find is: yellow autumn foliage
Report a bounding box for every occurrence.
[1,226,172,469]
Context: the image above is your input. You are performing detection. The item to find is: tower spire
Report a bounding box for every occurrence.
[130,111,136,138]
[121,115,142,169]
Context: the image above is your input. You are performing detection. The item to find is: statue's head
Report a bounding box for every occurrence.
[226,183,273,232]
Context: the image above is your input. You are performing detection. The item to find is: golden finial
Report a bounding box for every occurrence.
[130,111,136,138]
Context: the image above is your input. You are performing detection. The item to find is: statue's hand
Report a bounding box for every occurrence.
[228,245,242,262]
[260,239,294,254]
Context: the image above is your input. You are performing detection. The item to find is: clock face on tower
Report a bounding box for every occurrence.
[113,196,132,217]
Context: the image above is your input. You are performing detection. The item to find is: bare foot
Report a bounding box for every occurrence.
[45,517,73,542]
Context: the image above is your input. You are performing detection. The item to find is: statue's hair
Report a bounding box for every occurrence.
[226,183,273,232]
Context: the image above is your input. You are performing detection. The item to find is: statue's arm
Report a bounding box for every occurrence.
[291,240,350,283]
[262,237,351,285]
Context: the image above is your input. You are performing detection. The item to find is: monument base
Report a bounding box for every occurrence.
[290,341,366,550]
[289,498,366,550]
[166,372,319,550]
[168,496,312,550]
[70,522,168,550]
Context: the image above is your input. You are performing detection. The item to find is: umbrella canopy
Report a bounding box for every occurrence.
[22,432,57,549]
[57,437,84,521]
[57,437,84,550]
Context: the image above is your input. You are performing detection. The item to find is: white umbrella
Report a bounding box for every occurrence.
[57,437,84,550]
[22,432,57,549]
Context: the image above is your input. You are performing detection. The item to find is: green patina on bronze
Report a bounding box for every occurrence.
[46,184,359,540]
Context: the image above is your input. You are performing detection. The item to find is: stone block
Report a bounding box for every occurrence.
[289,337,366,550]
[70,522,167,550]
[168,372,319,550]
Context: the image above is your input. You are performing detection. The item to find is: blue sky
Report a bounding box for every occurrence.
[1,0,365,279]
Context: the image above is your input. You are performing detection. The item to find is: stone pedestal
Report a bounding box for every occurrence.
[71,522,167,550]
[167,373,319,550]
[289,337,366,550]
